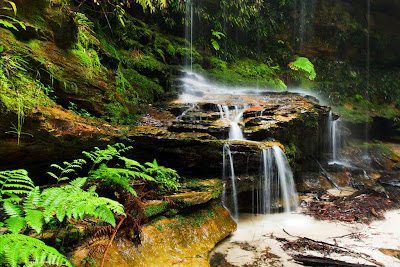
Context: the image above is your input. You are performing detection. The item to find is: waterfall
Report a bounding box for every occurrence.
[184,0,193,70]
[254,146,298,214]
[294,0,316,53]
[222,144,238,221]
[217,105,246,141]
[272,146,298,213]
[328,113,342,164]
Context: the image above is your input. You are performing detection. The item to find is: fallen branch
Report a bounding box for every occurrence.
[281,229,384,266]
[292,254,378,267]
[316,161,341,190]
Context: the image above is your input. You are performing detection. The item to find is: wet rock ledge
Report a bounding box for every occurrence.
[71,188,236,267]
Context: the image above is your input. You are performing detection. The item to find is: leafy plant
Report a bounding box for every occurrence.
[5,98,33,146]
[89,163,153,196]
[40,177,125,227]
[68,101,91,118]
[83,143,133,171]
[0,169,34,201]
[0,234,72,267]
[211,29,226,51]
[0,168,126,266]
[0,0,25,31]
[145,159,180,192]
[47,158,87,184]
[288,56,317,80]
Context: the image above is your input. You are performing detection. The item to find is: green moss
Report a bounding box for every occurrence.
[205,58,286,89]
[126,55,165,73]
[70,45,103,79]
[155,223,163,231]
[145,201,170,218]
[104,102,135,125]
[121,68,164,103]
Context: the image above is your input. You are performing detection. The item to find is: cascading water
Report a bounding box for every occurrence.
[331,118,340,162]
[272,146,299,212]
[222,144,239,221]
[294,0,316,53]
[254,146,298,214]
[217,105,246,141]
[184,0,193,70]
[328,111,345,165]
[176,72,302,217]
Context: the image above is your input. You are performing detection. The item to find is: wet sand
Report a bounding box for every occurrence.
[209,209,400,266]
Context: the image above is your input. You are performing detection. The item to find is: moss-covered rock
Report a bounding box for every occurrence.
[71,200,237,267]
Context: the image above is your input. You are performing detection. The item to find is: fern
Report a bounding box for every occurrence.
[90,164,138,196]
[4,187,44,234]
[83,143,132,171]
[288,56,316,80]
[41,177,125,227]
[47,158,87,184]
[0,169,34,201]
[145,159,180,192]
[0,234,72,267]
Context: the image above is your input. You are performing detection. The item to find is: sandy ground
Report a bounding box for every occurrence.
[209,209,400,266]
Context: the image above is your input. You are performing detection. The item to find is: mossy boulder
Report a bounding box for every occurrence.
[71,200,237,267]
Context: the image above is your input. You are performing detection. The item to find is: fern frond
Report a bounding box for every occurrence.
[0,169,34,198]
[24,186,41,209]
[69,177,87,189]
[25,209,44,234]
[0,234,73,267]
[90,164,138,195]
[48,159,87,183]
[49,164,64,170]
[47,172,59,180]
[288,56,316,80]
[4,216,26,233]
[40,179,125,226]
[3,201,23,217]
[119,156,146,170]
[83,143,132,170]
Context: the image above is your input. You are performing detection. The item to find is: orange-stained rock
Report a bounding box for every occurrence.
[71,200,237,267]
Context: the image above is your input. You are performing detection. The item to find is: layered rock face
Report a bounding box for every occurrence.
[128,75,331,179]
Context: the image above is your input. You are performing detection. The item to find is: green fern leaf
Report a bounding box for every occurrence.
[49,164,63,170]
[25,209,44,234]
[0,169,34,198]
[4,216,26,233]
[24,186,41,209]
[40,178,125,226]
[0,234,73,267]
[3,201,23,217]
[70,177,87,189]
[288,56,316,80]
[94,205,115,225]
[47,172,58,179]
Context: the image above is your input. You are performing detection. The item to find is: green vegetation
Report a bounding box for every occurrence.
[0,0,25,31]
[0,143,183,266]
[288,57,316,81]
[0,168,124,266]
